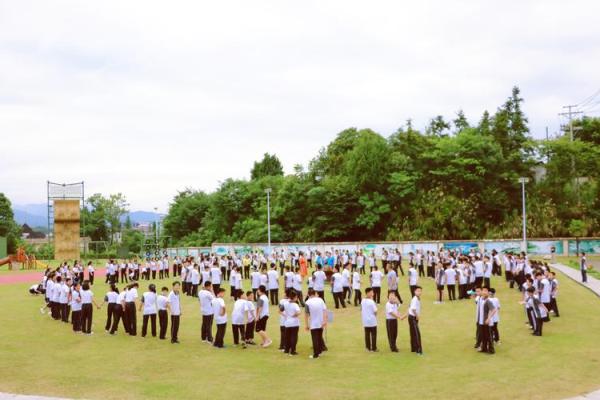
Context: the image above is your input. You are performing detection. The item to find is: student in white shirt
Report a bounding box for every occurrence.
[157,287,169,340]
[305,288,328,359]
[283,291,301,356]
[408,264,419,297]
[70,281,83,333]
[80,281,100,335]
[254,285,272,348]
[385,291,402,352]
[489,288,501,344]
[190,265,200,298]
[342,264,352,304]
[401,286,423,355]
[549,271,560,317]
[87,262,95,285]
[251,267,261,299]
[231,290,249,347]
[278,290,290,351]
[210,264,222,293]
[100,283,119,332]
[267,266,280,306]
[313,265,326,301]
[167,282,181,344]
[445,266,457,301]
[198,281,215,343]
[292,268,304,307]
[139,284,158,338]
[331,266,346,309]
[124,282,139,336]
[361,287,378,352]
[212,288,227,348]
[370,266,383,304]
[243,291,257,345]
[352,270,362,306]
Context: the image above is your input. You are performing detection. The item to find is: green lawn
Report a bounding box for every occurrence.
[0,263,599,400]
[551,255,600,280]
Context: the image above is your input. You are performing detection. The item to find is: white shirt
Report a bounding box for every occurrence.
[210,267,222,284]
[71,289,82,311]
[409,296,421,317]
[191,269,200,285]
[385,301,399,320]
[490,297,500,322]
[352,272,361,290]
[212,297,227,324]
[279,298,289,326]
[125,288,138,302]
[199,289,215,315]
[408,268,418,285]
[313,270,326,291]
[251,271,261,289]
[361,298,377,327]
[232,299,249,325]
[157,294,168,311]
[341,269,351,287]
[445,268,457,285]
[284,302,301,327]
[167,291,181,315]
[267,270,279,289]
[540,278,551,303]
[371,270,383,287]
[332,272,343,292]
[305,296,327,330]
[257,294,269,318]
[81,289,93,304]
[105,291,119,304]
[142,292,158,315]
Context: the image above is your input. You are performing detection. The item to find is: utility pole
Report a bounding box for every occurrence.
[265,188,272,254]
[559,105,583,142]
[519,177,529,252]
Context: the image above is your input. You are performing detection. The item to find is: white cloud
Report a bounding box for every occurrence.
[1,0,599,211]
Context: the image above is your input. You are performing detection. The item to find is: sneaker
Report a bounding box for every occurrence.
[39,307,45,314]
[262,340,273,348]
[309,355,318,359]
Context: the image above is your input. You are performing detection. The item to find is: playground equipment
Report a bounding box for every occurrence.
[0,247,37,270]
[47,181,84,261]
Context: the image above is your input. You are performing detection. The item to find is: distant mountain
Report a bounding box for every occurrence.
[12,203,161,227]
[13,208,47,228]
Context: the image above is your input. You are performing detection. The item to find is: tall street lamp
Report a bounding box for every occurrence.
[519,177,529,252]
[265,188,272,254]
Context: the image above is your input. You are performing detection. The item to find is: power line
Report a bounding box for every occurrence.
[577,89,600,108]
[558,105,583,141]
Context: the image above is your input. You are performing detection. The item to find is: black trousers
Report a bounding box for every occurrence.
[408,315,422,354]
[244,266,250,279]
[142,314,157,337]
[213,284,220,294]
[202,315,214,342]
[89,272,94,285]
[159,270,164,279]
[386,319,398,351]
[81,303,93,334]
[72,310,82,332]
[317,291,325,301]
[492,322,500,342]
[373,287,381,304]
[110,305,123,334]
[354,289,362,306]
[245,321,256,341]
[549,298,560,317]
[343,287,351,302]
[269,289,279,305]
[191,284,199,298]
[447,284,456,301]
[418,264,425,277]
[582,269,587,283]
[459,284,468,299]
[333,291,346,309]
[310,328,324,358]
[105,303,115,331]
[61,303,70,322]
[125,302,137,336]
[474,277,483,288]
[475,323,481,347]
[279,326,287,350]
[171,315,180,342]
[152,270,156,280]
[533,317,543,336]
[479,324,494,353]
[214,323,226,348]
[120,270,128,283]
[410,285,416,297]
[158,310,168,339]
[364,326,377,351]
[232,324,245,345]
[173,264,178,277]
[284,326,299,354]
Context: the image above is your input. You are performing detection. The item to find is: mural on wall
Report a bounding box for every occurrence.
[188,248,199,258]
[401,243,438,255]
[442,242,478,254]
[527,241,563,255]
[568,240,600,254]
[361,243,399,257]
[483,241,522,254]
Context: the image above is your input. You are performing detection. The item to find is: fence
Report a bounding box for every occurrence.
[166,238,600,257]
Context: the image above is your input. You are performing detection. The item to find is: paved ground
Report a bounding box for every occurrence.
[0,394,72,400]
[550,263,600,298]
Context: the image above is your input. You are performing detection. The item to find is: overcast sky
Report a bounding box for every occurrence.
[1,0,599,212]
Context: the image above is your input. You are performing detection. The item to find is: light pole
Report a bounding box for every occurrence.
[519,177,529,252]
[265,188,272,254]
[154,207,159,254]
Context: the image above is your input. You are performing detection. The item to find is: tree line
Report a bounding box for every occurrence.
[163,87,600,246]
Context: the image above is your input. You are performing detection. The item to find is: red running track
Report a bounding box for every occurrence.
[0,269,107,285]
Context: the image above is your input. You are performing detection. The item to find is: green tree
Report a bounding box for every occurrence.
[83,193,128,244]
[251,153,284,180]
[0,193,21,253]
[569,219,589,255]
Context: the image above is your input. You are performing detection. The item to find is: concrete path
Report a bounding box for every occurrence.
[550,263,600,297]
[564,390,600,400]
[0,394,72,400]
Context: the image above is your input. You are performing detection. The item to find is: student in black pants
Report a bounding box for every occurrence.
[401,286,423,355]
[70,282,83,333]
[158,287,169,340]
[283,291,300,355]
[361,288,378,352]
[385,292,401,352]
[167,282,181,344]
[80,281,100,335]
[213,288,227,348]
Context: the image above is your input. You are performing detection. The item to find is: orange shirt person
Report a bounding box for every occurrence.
[299,254,308,278]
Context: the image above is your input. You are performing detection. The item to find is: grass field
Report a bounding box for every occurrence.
[0,262,599,400]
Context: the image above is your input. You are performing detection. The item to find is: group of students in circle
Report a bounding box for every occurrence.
[32,247,560,358]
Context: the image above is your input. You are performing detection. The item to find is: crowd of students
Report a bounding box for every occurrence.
[31,247,561,358]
